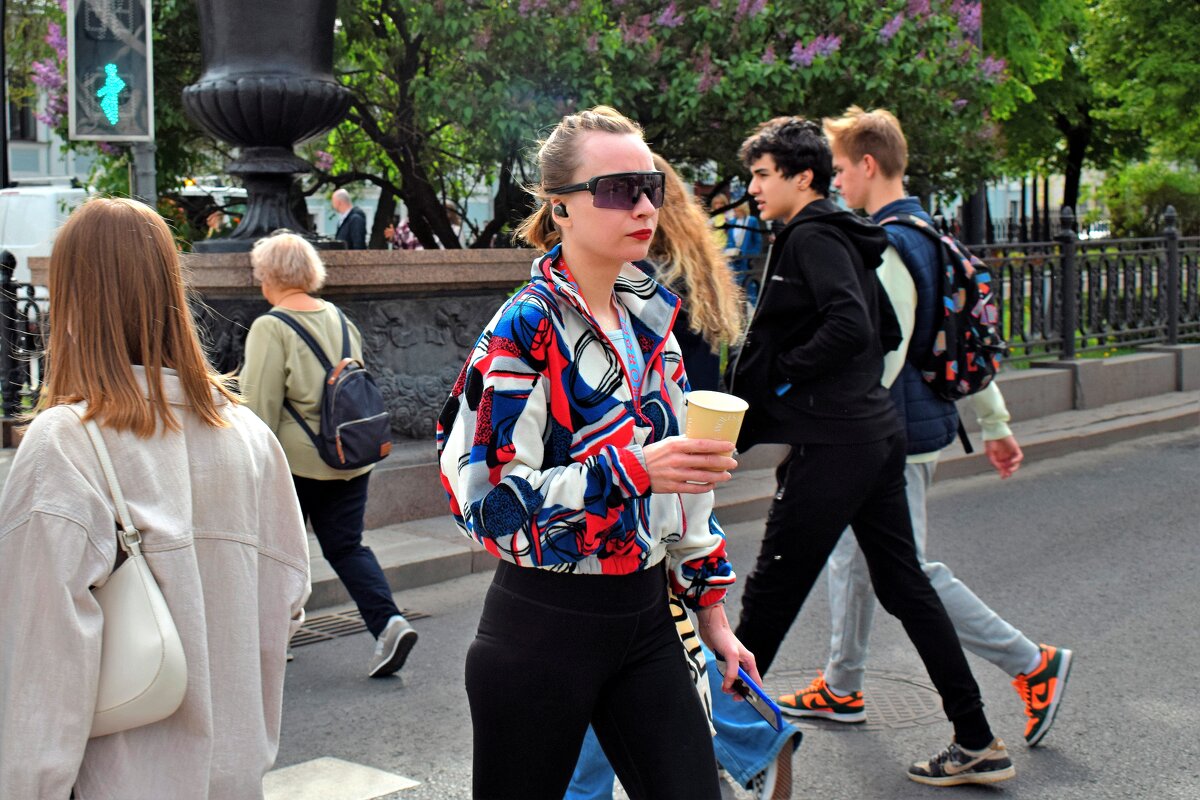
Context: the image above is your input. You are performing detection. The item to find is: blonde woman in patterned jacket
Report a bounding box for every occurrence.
[437,106,760,800]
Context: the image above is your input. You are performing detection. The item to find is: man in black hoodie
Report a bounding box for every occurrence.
[728,117,1014,786]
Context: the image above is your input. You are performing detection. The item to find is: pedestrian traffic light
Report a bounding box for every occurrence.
[67,0,154,141]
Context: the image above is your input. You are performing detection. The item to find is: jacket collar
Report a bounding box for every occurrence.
[871,196,928,224]
[531,245,681,342]
[130,365,229,407]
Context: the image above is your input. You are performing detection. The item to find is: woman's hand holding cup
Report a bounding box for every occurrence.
[642,437,738,494]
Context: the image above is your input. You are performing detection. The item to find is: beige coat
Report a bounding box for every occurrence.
[0,369,310,799]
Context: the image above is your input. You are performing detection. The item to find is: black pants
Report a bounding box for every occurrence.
[293,472,400,637]
[465,561,721,800]
[735,434,992,745]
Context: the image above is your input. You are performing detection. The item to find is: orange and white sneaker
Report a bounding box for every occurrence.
[1013,643,1073,746]
[777,672,866,723]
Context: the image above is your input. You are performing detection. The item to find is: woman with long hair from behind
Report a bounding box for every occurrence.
[645,153,744,391]
[0,198,310,798]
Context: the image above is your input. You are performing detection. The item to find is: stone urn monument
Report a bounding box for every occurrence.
[182,0,349,251]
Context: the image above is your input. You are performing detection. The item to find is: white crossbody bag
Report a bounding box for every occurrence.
[72,408,188,738]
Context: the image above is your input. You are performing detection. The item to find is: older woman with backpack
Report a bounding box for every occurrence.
[240,232,417,678]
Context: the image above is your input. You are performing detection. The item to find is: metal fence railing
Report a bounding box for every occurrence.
[0,252,49,429]
[978,207,1198,365]
[1,206,1196,439]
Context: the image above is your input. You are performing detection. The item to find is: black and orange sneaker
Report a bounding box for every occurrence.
[908,738,1016,787]
[777,672,865,723]
[1013,643,1073,746]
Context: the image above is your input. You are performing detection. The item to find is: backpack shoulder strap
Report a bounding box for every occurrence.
[333,306,352,361]
[267,311,334,372]
[878,212,947,248]
[265,311,326,450]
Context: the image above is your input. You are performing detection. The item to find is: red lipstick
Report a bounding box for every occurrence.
[629,229,653,240]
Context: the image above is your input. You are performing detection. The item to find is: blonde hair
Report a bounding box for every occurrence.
[38,197,237,435]
[822,106,908,179]
[251,232,327,292]
[514,106,645,250]
[649,154,745,351]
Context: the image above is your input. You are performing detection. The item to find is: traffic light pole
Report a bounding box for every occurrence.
[131,140,155,206]
[1,0,10,189]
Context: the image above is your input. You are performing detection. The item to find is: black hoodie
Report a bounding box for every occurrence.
[729,197,903,449]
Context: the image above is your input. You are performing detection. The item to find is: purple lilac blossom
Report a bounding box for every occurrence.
[313,150,334,171]
[31,59,64,92]
[880,13,904,42]
[907,0,930,17]
[695,47,721,93]
[761,44,776,64]
[790,39,817,67]
[951,0,981,37]
[735,0,767,20]
[45,22,68,61]
[620,14,652,45]
[980,55,1006,79]
[657,2,685,28]
[814,34,841,57]
[585,33,600,53]
[952,98,969,110]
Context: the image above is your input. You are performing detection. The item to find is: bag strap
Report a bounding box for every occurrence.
[66,405,143,558]
[880,213,980,270]
[266,310,334,450]
[336,306,351,361]
[268,310,335,372]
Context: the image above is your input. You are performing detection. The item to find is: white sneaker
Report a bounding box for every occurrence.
[368,614,418,678]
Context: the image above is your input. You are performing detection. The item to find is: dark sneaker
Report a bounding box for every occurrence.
[777,673,866,723]
[1013,643,1073,746]
[368,614,418,678]
[908,738,1016,787]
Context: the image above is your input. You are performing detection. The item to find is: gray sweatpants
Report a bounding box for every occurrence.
[823,460,1040,693]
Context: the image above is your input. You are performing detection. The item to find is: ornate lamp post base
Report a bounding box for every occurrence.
[182,1,350,252]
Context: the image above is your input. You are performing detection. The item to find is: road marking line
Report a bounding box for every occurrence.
[264,756,419,800]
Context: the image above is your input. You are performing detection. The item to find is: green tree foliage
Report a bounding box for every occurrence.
[13,0,1008,246]
[986,0,1140,212]
[1088,0,1200,166]
[1098,159,1200,237]
[324,0,1007,246]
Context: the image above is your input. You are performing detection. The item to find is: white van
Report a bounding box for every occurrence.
[0,184,88,284]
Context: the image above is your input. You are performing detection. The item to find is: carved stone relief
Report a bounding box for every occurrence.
[193,290,509,439]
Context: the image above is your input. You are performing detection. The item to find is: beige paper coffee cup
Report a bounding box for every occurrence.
[684,390,749,451]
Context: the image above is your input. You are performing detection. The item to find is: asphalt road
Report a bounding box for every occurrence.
[276,429,1200,799]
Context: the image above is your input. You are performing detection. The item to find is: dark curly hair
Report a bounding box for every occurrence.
[738,116,832,197]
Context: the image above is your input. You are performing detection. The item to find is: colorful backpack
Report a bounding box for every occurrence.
[879,212,1007,401]
[268,308,392,470]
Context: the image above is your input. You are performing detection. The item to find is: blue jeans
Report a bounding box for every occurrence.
[293,472,400,637]
[565,644,801,798]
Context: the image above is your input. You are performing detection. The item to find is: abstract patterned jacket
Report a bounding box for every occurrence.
[437,246,733,609]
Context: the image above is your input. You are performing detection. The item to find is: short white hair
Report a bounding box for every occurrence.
[251,233,327,292]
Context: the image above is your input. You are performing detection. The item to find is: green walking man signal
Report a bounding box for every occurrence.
[67,0,154,142]
[97,64,126,126]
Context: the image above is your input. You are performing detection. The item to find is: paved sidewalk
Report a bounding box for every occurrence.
[306,389,1198,611]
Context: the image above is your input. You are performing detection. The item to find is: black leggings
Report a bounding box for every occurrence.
[735,434,993,749]
[465,561,721,800]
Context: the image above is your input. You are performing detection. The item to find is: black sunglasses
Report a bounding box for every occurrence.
[546,171,666,210]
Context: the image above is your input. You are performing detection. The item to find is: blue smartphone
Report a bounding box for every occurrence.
[714,658,785,732]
